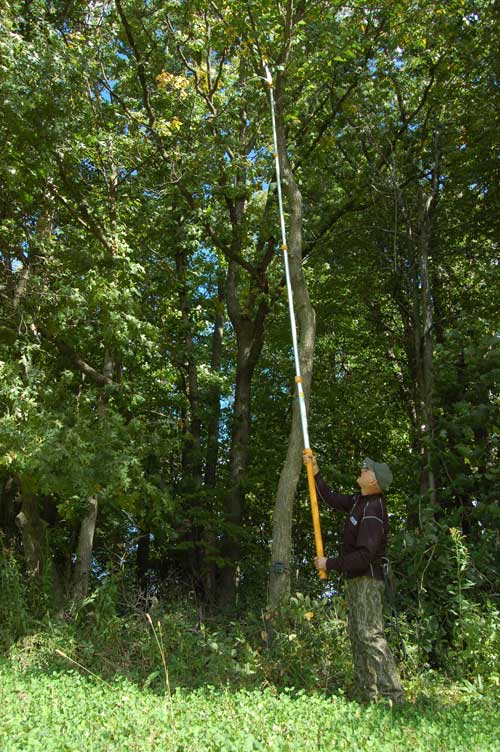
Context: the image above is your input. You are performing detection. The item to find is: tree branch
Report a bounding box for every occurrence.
[114,0,157,130]
[40,327,115,386]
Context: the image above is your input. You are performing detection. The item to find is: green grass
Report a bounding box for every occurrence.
[1,595,498,751]
[1,661,498,752]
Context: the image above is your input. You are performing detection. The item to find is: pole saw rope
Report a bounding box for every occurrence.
[263,62,326,580]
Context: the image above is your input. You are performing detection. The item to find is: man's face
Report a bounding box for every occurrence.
[357,466,378,492]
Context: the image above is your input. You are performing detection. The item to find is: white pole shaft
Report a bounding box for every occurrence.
[264,63,310,450]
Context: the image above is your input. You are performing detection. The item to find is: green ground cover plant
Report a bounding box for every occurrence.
[1,660,498,752]
[2,595,499,752]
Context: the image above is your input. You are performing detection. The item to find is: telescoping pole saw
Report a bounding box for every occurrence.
[263,62,326,580]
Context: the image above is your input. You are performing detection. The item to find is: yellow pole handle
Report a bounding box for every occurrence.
[303,448,327,580]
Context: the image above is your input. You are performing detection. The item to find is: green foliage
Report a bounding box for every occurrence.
[391,520,500,682]
[449,598,500,682]
[1,659,499,752]
[2,578,499,749]
[0,0,499,687]
[262,592,351,690]
[0,545,29,647]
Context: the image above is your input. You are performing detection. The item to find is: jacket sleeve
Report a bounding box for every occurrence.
[314,474,353,512]
[326,502,385,575]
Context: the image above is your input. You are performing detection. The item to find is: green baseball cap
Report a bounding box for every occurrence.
[363,457,393,491]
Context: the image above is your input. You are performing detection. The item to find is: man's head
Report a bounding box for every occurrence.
[357,457,393,495]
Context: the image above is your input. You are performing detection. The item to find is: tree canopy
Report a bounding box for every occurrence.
[1,0,498,669]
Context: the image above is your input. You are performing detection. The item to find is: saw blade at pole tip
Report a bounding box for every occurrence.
[263,62,273,86]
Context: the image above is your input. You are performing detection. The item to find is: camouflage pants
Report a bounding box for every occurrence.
[346,576,404,704]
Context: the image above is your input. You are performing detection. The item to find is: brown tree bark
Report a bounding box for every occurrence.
[204,274,225,488]
[215,60,274,604]
[417,184,437,506]
[10,196,53,579]
[200,274,226,603]
[0,476,18,541]
[388,134,440,518]
[136,531,151,592]
[71,350,113,603]
[218,258,268,605]
[72,496,98,603]
[15,481,47,577]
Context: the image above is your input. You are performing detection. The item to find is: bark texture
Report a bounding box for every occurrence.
[15,483,47,577]
[218,258,268,605]
[71,351,113,603]
[72,496,99,603]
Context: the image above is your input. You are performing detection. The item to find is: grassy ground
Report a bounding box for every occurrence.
[1,594,498,751]
[1,659,498,752]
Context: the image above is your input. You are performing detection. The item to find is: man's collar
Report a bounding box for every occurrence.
[359,492,383,500]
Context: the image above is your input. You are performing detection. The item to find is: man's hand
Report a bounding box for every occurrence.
[314,556,327,571]
[303,450,320,476]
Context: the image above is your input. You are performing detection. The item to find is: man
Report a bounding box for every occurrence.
[304,452,404,705]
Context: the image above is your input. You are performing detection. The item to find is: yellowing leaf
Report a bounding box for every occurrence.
[156,71,190,97]
[155,118,183,137]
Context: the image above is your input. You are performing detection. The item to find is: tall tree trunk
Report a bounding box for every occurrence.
[11,198,53,571]
[71,350,113,603]
[136,531,151,592]
[10,196,59,594]
[393,143,439,518]
[267,69,316,610]
[418,185,437,506]
[15,480,47,577]
[215,87,272,602]
[417,129,441,509]
[12,195,53,313]
[72,496,98,603]
[0,476,18,541]
[15,481,64,609]
[218,260,268,605]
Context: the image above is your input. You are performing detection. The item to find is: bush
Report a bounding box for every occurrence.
[448,598,500,683]
[391,519,500,678]
[0,545,29,648]
[3,559,499,695]
[261,592,351,691]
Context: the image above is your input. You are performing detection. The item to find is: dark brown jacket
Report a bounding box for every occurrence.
[314,474,388,580]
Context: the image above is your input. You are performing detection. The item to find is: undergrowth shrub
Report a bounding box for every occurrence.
[0,545,29,648]
[54,579,354,693]
[8,621,79,672]
[392,519,500,680]
[448,598,500,683]
[262,592,351,691]
[5,584,353,695]
[4,563,499,695]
